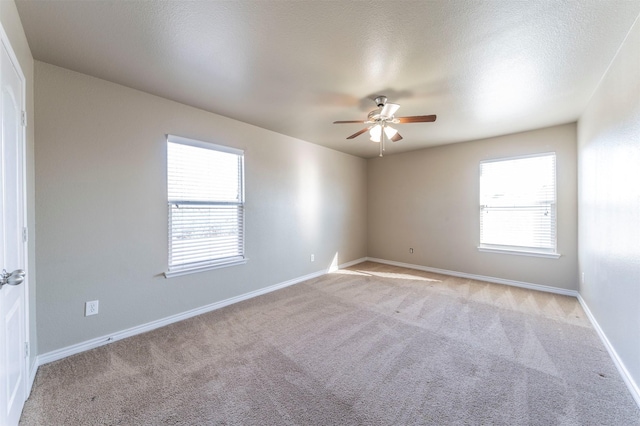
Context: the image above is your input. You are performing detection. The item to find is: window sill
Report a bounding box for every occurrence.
[164,258,248,278]
[477,247,561,259]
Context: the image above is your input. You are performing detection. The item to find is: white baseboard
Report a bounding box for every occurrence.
[365,257,579,297]
[335,257,368,270]
[577,294,640,408]
[36,257,368,367]
[28,359,38,396]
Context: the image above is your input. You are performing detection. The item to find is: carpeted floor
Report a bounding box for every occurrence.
[21,262,640,425]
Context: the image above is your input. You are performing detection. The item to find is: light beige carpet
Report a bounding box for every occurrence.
[21,262,640,425]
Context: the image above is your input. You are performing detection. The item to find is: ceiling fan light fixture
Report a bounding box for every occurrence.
[369,125,382,142]
[384,126,398,139]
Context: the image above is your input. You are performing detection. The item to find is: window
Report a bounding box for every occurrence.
[479,153,559,258]
[166,135,245,277]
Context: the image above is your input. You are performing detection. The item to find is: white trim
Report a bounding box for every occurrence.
[1,20,32,416]
[164,258,248,278]
[478,246,561,259]
[480,151,557,164]
[36,257,368,366]
[0,24,26,82]
[167,134,244,156]
[334,257,367,269]
[365,257,578,297]
[577,294,640,408]
[28,360,37,396]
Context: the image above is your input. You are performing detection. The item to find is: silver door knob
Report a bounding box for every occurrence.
[1,269,25,288]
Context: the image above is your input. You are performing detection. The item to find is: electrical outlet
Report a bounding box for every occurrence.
[581,272,585,285]
[409,248,414,254]
[310,254,315,262]
[85,300,99,316]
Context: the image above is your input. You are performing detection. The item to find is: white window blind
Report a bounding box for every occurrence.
[479,153,557,255]
[167,135,245,274]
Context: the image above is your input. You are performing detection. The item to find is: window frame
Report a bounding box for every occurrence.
[478,152,560,259]
[164,134,247,278]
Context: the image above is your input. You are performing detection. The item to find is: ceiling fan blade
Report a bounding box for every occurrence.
[346,127,370,139]
[396,114,437,123]
[380,103,400,117]
[391,132,403,142]
[334,120,367,124]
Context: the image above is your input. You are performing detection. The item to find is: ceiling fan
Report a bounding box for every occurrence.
[333,96,437,156]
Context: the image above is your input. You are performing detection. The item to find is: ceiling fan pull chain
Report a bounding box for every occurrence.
[382,123,388,154]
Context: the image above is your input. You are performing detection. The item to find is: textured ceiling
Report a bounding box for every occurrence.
[15,0,640,158]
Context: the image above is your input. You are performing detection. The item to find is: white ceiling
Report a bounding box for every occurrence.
[15,1,640,158]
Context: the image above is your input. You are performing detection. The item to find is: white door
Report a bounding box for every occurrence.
[0,27,28,426]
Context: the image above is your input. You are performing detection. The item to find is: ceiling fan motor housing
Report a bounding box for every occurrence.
[369,96,396,122]
[374,95,387,107]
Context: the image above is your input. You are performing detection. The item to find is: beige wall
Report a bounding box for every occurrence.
[34,62,367,353]
[578,17,640,392]
[1,0,37,371]
[367,123,578,290]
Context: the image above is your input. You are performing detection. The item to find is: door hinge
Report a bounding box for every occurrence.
[23,227,28,243]
[21,110,27,127]
[25,342,29,358]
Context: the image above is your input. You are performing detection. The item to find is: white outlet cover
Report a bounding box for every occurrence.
[85,300,99,316]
